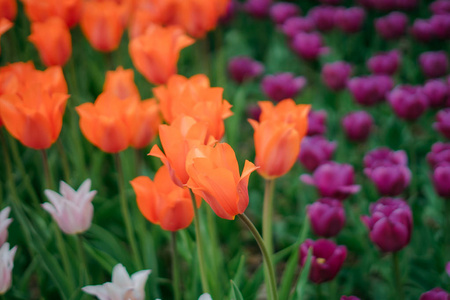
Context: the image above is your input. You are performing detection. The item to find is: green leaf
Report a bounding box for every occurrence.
[294,247,313,300]
[230,280,245,300]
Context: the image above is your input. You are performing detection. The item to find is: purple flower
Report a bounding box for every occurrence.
[365,165,411,196]
[424,79,449,108]
[341,297,361,300]
[361,197,412,252]
[220,0,238,24]
[388,85,429,121]
[411,19,435,42]
[427,142,450,169]
[228,56,264,84]
[432,163,450,198]
[282,17,315,38]
[299,136,337,171]
[364,147,409,169]
[419,288,450,300]
[261,73,307,102]
[434,108,450,139]
[367,50,401,75]
[430,14,450,40]
[291,32,328,60]
[419,51,449,78]
[334,7,366,33]
[430,0,450,15]
[362,0,396,11]
[243,0,273,18]
[307,198,346,237]
[300,162,361,200]
[322,61,352,91]
[308,6,338,32]
[270,2,301,25]
[375,12,408,40]
[342,111,373,142]
[247,104,262,121]
[319,0,342,5]
[299,239,347,284]
[348,75,394,106]
[446,262,450,277]
[307,110,328,136]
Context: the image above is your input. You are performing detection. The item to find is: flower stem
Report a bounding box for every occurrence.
[56,140,71,184]
[54,224,75,290]
[263,179,276,298]
[41,149,54,190]
[114,153,143,270]
[189,189,210,294]
[393,251,404,300]
[238,213,278,300]
[171,231,182,300]
[76,234,90,285]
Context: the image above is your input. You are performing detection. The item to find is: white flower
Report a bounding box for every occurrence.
[0,207,12,246]
[42,179,96,234]
[0,243,17,295]
[198,294,212,300]
[82,264,151,300]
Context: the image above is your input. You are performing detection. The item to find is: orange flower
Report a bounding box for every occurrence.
[0,18,12,55]
[149,116,214,187]
[21,0,82,28]
[153,74,232,140]
[103,66,140,100]
[129,24,194,85]
[29,17,72,67]
[131,165,198,231]
[249,99,310,179]
[80,1,125,52]
[0,83,68,149]
[129,99,160,149]
[0,0,17,21]
[185,143,257,220]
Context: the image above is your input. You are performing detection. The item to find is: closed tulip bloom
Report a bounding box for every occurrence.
[103,66,140,100]
[367,50,401,75]
[364,147,408,169]
[321,61,352,91]
[432,163,450,198]
[0,18,12,55]
[431,0,450,15]
[420,288,450,300]
[0,243,16,295]
[342,111,373,142]
[299,239,347,284]
[301,162,360,200]
[341,296,360,300]
[29,17,72,67]
[419,51,449,78]
[22,0,82,28]
[0,207,12,247]
[348,75,393,106]
[427,142,450,169]
[361,197,412,252]
[0,0,17,21]
[334,7,365,33]
[291,32,328,60]
[243,0,273,18]
[411,19,435,42]
[375,12,408,40]
[269,2,300,25]
[365,165,411,196]
[129,24,194,85]
[42,179,96,235]
[424,80,449,108]
[446,262,450,277]
[282,17,315,38]
[307,198,345,237]
[308,6,337,32]
[261,73,307,102]
[307,109,327,136]
[430,14,450,40]
[228,56,264,84]
[186,143,258,220]
[299,136,337,171]
[388,85,428,121]
[131,166,197,231]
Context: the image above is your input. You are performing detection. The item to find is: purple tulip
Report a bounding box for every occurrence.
[427,142,450,169]
[270,2,301,25]
[299,239,347,284]
[334,7,366,33]
[282,17,315,38]
[365,165,411,196]
[307,110,327,136]
[319,0,341,5]
[342,111,373,142]
[301,162,361,200]
[419,51,449,78]
[446,262,450,277]
[321,61,352,91]
[432,163,450,198]
[388,85,429,121]
[243,0,273,18]
[341,297,361,300]
[430,14,450,40]
[307,198,346,237]
[361,197,412,252]
[308,6,337,31]
[247,104,262,121]
[411,19,435,42]
[228,56,264,84]
[348,75,393,106]
[299,136,337,171]
[261,73,307,102]
[423,79,449,108]
[430,0,450,15]
[361,0,396,11]
[220,0,238,24]
[367,50,401,75]
[291,32,329,60]
[419,288,450,300]
[375,12,408,40]
[434,109,450,139]
[364,147,409,169]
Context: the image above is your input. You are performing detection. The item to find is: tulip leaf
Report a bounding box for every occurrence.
[294,247,313,300]
[230,280,245,300]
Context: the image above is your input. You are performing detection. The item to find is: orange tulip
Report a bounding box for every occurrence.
[150,116,214,187]
[185,143,257,220]
[131,165,198,231]
[80,1,125,52]
[21,0,82,28]
[29,17,72,67]
[129,99,160,149]
[0,18,12,55]
[103,66,140,100]
[129,24,194,85]
[0,0,17,21]
[153,74,232,140]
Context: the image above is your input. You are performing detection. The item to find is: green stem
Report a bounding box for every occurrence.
[316,283,322,300]
[54,224,75,291]
[189,190,210,294]
[171,231,182,300]
[393,252,404,300]
[41,149,54,190]
[76,234,90,285]
[57,140,71,184]
[114,153,143,270]
[238,213,278,300]
[263,179,276,298]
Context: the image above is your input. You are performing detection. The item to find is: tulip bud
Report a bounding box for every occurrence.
[434,109,450,139]
[270,2,300,25]
[308,6,337,32]
[282,17,315,38]
[243,0,273,18]
[299,239,347,284]
[228,56,264,84]
[388,85,428,121]
[0,243,16,295]
[367,50,401,75]
[364,147,409,169]
[342,111,373,142]
[365,165,411,196]
[419,288,450,300]
[307,198,345,237]
[321,61,352,91]
[430,14,450,40]
[427,142,450,169]
[307,109,328,136]
[291,32,328,60]
[432,163,450,198]
[423,79,449,108]
[430,0,450,15]
[261,73,307,102]
[375,12,408,40]
[0,207,12,247]
[361,197,412,252]
[396,0,418,10]
[299,136,337,171]
[411,19,435,42]
[348,75,393,106]
[334,7,366,33]
[42,179,96,235]
[419,51,449,78]
[247,104,262,121]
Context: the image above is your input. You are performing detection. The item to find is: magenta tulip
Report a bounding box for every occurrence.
[228,56,264,84]
[375,12,408,40]
[434,109,450,139]
[291,32,328,60]
[261,72,307,102]
[322,61,352,91]
[388,85,428,121]
[427,142,450,169]
[308,6,337,31]
[342,111,373,142]
[243,0,273,18]
[334,7,366,33]
[307,198,345,237]
[299,136,337,171]
[270,2,300,25]
[348,75,393,106]
[419,288,450,300]
[424,79,449,108]
[411,19,435,42]
[307,110,328,136]
[419,51,449,78]
[367,50,401,75]
[282,17,315,38]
